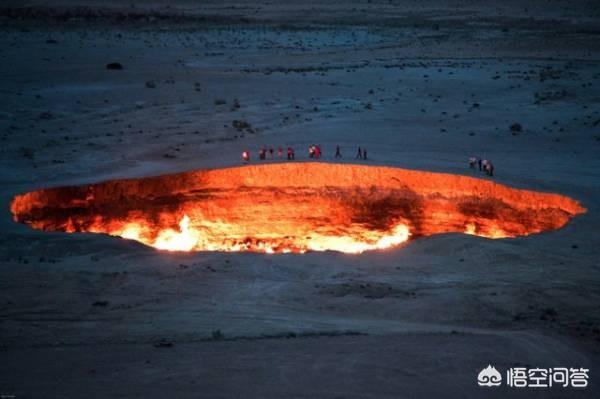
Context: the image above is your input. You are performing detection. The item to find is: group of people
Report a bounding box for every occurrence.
[355,146,368,160]
[241,145,368,162]
[242,147,492,175]
[242,146,296,162]
[469,156,494,176]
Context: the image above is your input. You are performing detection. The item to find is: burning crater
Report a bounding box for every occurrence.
[10,163,585,254]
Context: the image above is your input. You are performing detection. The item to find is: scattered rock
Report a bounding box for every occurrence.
[510,123,522,134]
[20,147,35,159]
[539,67,563,82]
[319,282,415,299]
[145,80,156,88]
[512,313,526,321]
[540,307,558,321]
[92,301,109,307]
[232,120,251,131]
[154,339,174,348]
[106,62,123,70]
[37,111,54,120]
[543,307,557,316]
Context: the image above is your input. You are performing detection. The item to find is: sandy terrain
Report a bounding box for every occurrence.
[1,1,599,397]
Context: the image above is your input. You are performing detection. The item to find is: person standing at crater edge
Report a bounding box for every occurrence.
[356,146,363,159]
[485,161,494,176]
[469,156,477,169]
[335,145,342,158]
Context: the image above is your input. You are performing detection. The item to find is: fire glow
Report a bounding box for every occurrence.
[10,163,585,254]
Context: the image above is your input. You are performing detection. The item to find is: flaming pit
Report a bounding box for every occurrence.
[10,163,586,254]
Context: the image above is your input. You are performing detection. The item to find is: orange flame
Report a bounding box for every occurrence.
[10,163,586,254]
[99,214,410,253]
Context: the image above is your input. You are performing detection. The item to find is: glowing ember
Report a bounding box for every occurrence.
[10,163,586,254]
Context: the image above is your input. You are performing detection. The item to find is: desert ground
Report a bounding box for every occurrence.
[1,1,600,397]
